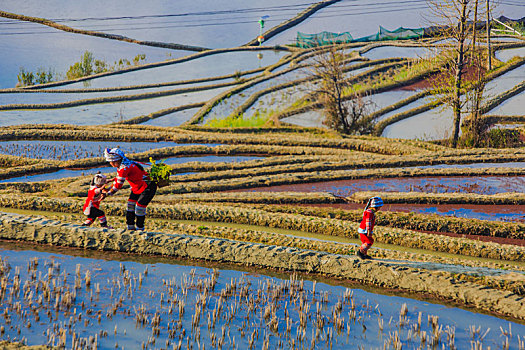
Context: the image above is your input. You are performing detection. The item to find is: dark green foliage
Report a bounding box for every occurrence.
[17,68,34,87]
[17,67,55,87]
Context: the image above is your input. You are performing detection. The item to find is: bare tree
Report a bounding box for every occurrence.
[461,49,489,147]
[311,46,375,135]
[427,0,491,147]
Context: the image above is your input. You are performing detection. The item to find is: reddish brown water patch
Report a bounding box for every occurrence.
[397,65,486,91]
[234,176,525,195]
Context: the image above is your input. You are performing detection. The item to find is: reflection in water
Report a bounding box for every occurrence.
[382,106,453,140]
[0,140,217,160]
[142,108,201,127]
[495,47,525,63]
[58,51,288,90]
[0,87,231,126]
[0,247,523,349]
[243,176,525,196]
[487,91,525,116]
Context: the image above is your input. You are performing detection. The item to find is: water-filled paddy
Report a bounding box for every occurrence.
[307,202,525,224]
[0,155,265,183]
[365,89,417,111]
[239,176,525,196]
[495,46,525,63]
[363,46,433,60]
[0,140,220,160]
[243,84,312,119]
[202,70,307,123]
[264,1,518,46]
[0,244,523,349]
[487,90,525,116]
[382,105,453,140]
[484,63,525,96]
[375,94,432,122]
[55,50,288,90]
[141,108,201,127]
[281,111,325,128]
[1,0,313,48]
[0,86,231,126]
[0,18,177,89]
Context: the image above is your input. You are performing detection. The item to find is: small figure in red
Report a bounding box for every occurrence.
[82,173,112,228]
[104,148,157,231]
[357,196,383,259]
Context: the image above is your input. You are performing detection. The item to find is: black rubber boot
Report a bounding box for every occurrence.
[126,211,136,227]
[135,215,145,231]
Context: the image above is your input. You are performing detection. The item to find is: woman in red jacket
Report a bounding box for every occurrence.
[357,196,383,259]
[104,148,157,231]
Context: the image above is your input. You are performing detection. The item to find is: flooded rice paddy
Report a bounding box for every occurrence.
[362,46,433,60]
[382,105,453,140]
[495,47,525,63]
[487,91,525,116]
[484,63,525,97]
[141,108,203,127]
[0,140,220,160]
[305,202,525,225]
[53,51,287,90]
[0,243,524,349]
[0,155,264,183]
[239,176,525,196]
[0,87,232,126]
[281,111,324,128]
[1,0,313,49]
[0,18,176,89]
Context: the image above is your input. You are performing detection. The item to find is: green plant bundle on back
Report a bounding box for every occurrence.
[148,157,172,187]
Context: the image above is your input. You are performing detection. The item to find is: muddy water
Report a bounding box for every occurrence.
[238,176,525,196]
[1,242,524,349]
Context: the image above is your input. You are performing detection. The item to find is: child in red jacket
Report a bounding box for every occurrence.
[357,196,383,259]
[82,173,112,228]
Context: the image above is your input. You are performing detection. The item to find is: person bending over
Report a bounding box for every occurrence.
[103,148,157,231]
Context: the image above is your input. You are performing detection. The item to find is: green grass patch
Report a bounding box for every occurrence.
[206,112,270,128]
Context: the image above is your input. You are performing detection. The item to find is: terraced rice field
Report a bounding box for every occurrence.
[1,0,525,348]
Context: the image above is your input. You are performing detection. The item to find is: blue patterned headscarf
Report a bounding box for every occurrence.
[104,148,135,167]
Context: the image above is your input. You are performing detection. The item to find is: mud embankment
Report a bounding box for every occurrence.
[0,212,523,321]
